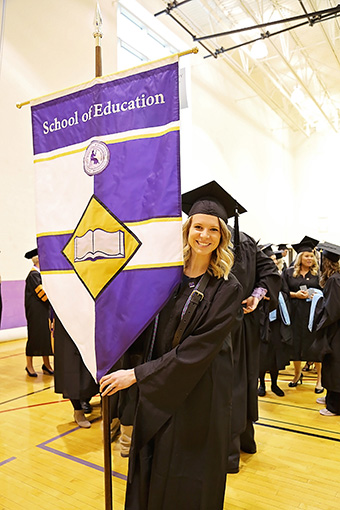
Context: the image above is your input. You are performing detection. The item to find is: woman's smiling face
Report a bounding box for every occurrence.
[188,214,221,257]
[301,251,314,268]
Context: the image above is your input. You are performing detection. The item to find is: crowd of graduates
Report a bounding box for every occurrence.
[22,181,340,510]
[257,237,340,418]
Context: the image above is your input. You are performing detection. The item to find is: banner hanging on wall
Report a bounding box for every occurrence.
[30,56,183,382]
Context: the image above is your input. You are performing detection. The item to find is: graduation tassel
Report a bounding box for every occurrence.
[234,205,240,257]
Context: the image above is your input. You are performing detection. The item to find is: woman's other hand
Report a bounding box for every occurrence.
[242,296,260,314]
[293,290,309,299]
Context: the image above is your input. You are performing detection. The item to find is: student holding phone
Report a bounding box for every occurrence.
[282,236,322,392]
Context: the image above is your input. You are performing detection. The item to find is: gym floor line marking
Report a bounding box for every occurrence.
[0,457,16,467]
[0,352,24,360]
[256,421,340,442]
[258,415,340,437]
[37,423,127,481]
[0,386,55,406]
[259,398,323,412]
[0,399,69,414]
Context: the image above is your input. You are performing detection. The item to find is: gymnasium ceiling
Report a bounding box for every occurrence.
[156,0,340,136]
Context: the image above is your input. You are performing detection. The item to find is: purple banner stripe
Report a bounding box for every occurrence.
[32,62,179,155]
[94,131,181,222]
[95,266,183,380]
[37,234,73,272]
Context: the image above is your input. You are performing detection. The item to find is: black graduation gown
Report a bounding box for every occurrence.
[125,272,243,510]
[24,268,53,356]
[53,314,98,400]
[229,230,281,429]
[282,267,321,361]
[312,273,340,393]
[259,281,292,373]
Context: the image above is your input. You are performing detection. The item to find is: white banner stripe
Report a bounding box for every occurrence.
[43,273,96,378]
[35,151,93,234]
[127,220,183,267]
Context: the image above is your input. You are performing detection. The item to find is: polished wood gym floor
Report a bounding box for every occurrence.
[1,338,340,509]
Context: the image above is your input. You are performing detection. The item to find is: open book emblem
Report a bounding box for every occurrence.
[63,195,141,299]
[74,229,125,262]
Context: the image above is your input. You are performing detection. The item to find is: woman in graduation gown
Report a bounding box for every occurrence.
[24,248,54,377]
[282,236,323,391]
[53,315,99,427]
[258,249,292,397]
[226,236,281,472]
[311,242,340,416]
[100,181,244,510]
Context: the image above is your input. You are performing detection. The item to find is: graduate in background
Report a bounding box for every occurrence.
[282,236,323,392]
[258,247,292,397]
[227,235,281,473]
[311,242,340,416]
[24,248,54,377]
[278,243,289,270]
[53,315,99,428]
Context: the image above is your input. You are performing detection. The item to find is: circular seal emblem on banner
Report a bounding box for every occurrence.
[83,140,110,176]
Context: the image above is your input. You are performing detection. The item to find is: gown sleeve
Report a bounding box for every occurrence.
[254,247,281,310]
[313,276,340,331]
[28,270,49,303]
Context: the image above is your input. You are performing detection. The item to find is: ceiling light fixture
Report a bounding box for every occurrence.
[250,39,268,59]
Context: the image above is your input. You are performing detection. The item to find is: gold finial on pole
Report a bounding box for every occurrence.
[93,2,103,77]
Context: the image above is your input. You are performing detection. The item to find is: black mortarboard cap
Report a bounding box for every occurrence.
[274,250,284,260]
[278,244,287,250]
[317,242,340,262]
[182,180,246,223]
[24,248,38,259]
[260,243,274,257]
[292,236,319,254]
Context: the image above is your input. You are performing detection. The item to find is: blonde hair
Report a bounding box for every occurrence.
[182,216,234,279]
[320,257,340,288]
[293,251,319,277]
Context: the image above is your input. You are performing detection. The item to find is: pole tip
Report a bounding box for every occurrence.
[94,2,103,36]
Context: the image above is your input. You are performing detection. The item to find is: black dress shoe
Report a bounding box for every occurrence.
[25,367,38,377]
[258,385,266,397]
[42,364,54,375]
[81,400,93,414]
[271,384,285,397]
[241,445,257,454]
[288,374,303,387]
[227,465,240,474]
[315,387,324,394]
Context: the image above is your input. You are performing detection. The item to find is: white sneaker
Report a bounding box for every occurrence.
[316,396,326,404]
[319,408,337,416]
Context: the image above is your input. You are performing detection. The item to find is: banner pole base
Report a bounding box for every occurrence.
[103,395,113,510]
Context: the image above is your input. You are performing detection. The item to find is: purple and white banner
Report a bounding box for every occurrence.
[30,56,183,381]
